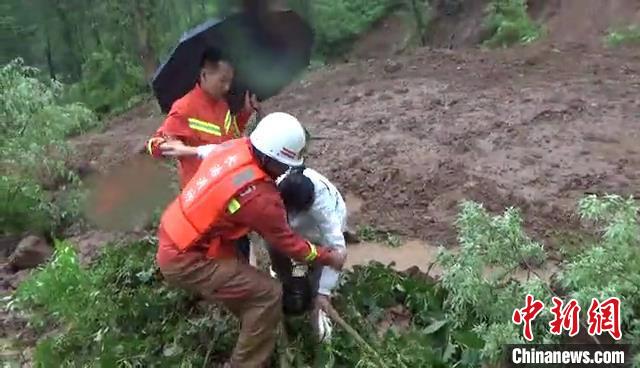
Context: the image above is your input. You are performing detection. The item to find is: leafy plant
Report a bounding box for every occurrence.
[11,194,640,366]
[65,50,147,116]
[483,0,542,47]
[605,25,640,47]
[12,239,237,367]
[300,0,401,58]
[357,225,401,247]
[438,194,640,363]
[1,59,95,235]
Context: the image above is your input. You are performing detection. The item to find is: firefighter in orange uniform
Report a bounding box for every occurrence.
[146,47,260,188]
[147,47,260,260]
[156,112,346,367]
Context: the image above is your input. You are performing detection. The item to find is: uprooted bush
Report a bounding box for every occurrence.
[1,59,96,235]
[9,194,640,366]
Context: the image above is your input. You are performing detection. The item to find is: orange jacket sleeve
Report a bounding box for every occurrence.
[146,110,193,157]
[231,181,331,264]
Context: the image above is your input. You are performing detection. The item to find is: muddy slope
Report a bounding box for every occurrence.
[267,45,640,245]
[424,0,640,49]
[64,44,640,248]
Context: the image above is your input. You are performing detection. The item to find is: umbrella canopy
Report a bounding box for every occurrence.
[151,9,314,114]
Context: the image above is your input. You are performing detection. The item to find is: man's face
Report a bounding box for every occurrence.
[200,61,234,100]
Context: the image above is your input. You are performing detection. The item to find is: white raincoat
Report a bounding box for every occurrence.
[277,167,347,296]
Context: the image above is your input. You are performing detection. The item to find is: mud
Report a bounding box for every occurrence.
[64,43,640,252]
[345,240,442,274]
[344,239,559,284]
[270,45,640,247]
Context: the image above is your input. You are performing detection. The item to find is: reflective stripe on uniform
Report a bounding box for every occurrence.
[305,242,318,261]
[232,168,257,187]
[224,110,241,137]
[224,110,232,134]
[188,118,222,136]
[228,198,241,214]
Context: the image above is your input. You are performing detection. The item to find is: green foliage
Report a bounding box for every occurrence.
[12,194,640,366]
[437,201,552,363]
[12,239,237,367]
[1,59,95,235]
[605,25,640,47]
[282,262,479,367]
[483,0,542,47]
[437,194,640,362]
[357,225,401,247]
[297,0,400,58]
[0,176,51,235]
[66,50,147,115]
[559,195,640,326]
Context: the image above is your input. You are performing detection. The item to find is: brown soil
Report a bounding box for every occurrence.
[273,45,640,247]
[63,44,640,251]
[58,0,640,252]
[424,0,640,49]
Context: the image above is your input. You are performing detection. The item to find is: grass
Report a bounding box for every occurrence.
[605,25,640,47]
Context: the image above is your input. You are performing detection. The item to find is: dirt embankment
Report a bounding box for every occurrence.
[269,45,640,247]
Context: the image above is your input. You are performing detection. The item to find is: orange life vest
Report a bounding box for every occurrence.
[159,137,269,256]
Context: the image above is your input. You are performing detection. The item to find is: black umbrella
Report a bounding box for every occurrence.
[151,9,314,114]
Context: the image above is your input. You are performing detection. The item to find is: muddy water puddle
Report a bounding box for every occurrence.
[345,240,443,274]
[345,239,560,283]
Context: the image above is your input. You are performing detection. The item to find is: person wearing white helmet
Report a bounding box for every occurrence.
[156,112,346,368]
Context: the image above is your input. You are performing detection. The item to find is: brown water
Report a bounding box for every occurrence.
[345,240,444,275]
[345,239,560,283]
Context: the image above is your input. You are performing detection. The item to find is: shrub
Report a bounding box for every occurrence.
[65,50,148,116]
[605,25,640,47]
[12,239,237,367]
[12,194,640,366]
[483,0,542,47]
[294,0,400,58]
[1,58,96,235]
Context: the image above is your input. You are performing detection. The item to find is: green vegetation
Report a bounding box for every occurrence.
[1,59,94,236]
[11,239,237,367]
[605,25,640,46]
[483,0,542,47]
[357,225,402,247]
[290,0,401,58]
[10,194,640,366]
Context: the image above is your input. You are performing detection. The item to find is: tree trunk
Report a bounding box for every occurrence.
[132,1,158,81]
[52,0,83,79]
[44,30,56,79]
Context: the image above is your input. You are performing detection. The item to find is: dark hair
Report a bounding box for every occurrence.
[200,47,227,68]
[278,169,315,212]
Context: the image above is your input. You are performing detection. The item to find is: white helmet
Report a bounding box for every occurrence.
[249,112,306,166]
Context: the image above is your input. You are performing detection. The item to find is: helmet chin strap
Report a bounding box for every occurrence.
[251,145,289,179]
